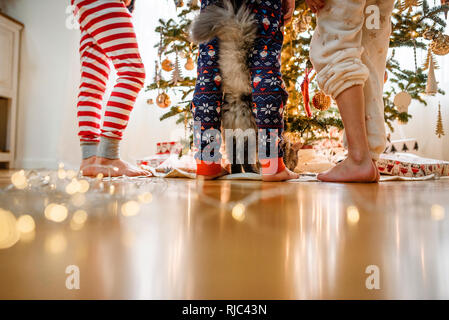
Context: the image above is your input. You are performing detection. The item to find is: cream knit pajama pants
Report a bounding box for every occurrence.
[310,0,395,160]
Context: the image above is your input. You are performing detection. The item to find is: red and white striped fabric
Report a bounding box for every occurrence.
[72,0,146,143]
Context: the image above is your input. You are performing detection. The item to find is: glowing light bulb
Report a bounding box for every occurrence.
[0,209,20,249]
[121,201,140,217]
[431,204,445,221]
[45,203,68,223]
[232,203,246,222]
[346,205,360,225]
[65,179,81,195]
[11,170,28,189]
[96,173,104,180]
[16,215,35,234]
[78,180,90,193]
[72,210,88,225]
[58,168,67,179]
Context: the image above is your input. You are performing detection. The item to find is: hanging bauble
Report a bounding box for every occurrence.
[425,53,438,95]
[384,71,388,84]
[423,29,437,40]
[293,13,312,34]
[161,58,174,72]
[430,33,449,56]
[436,102,445,138]
[156,92,171,108]
[184,56,195,71]
[147,98,154,105]
[398,0,421,13]
[175,0,184,7]
[311,91,331,111]
[393,91,412,113]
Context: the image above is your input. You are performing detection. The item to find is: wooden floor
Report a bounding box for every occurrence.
[1,169,449,299]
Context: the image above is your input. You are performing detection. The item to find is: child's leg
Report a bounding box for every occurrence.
[192,0,226,179]
[75,0,148,176]
[310,0,379,182]
[361,0,395,160]
[77,27,110,169]
[247,0,298,181]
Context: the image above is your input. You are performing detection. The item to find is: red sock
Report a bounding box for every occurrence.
[196,160,222,176]
[260,158,286,175]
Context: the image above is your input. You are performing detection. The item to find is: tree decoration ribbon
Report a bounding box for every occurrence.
[300,68,313,118]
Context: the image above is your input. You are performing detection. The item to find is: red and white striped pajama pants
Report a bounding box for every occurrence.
[72,0,146,143]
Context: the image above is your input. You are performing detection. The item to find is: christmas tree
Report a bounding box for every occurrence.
[147,0,448,145]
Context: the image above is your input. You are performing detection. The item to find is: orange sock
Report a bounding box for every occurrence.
[260,157,286,175]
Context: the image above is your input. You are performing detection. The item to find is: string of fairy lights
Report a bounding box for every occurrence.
[1,164,311,250]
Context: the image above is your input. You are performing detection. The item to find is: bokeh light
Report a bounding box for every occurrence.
[138,192,153,203]
[11,170,28,190]
[45,204,68,223]
[16,215,35,234]
[121,201,140,217]
[431,204,445,221]
[346,205,360,225]
[45,233,67,254]
[0,209,20,249]
[232,203,246,222]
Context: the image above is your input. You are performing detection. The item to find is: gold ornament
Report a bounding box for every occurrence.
[425,53,438,95]
[430,33,449,56]
[184,56,195,71]
[293,13,312,34]
[423,47,440,70]
[436,102,445,138]
[156,92,171,108]
[312,91,331,111]
[161,58,174,72]
[398,0,421,13]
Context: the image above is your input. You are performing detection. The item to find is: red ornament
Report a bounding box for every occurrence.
[300,68,313,118]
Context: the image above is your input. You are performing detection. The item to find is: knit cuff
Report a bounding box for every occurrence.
[80,142,98,159]
[97,136,120,160]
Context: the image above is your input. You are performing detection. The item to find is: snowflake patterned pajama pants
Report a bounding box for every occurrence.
[191,0,289,176]
[310,0,395,160]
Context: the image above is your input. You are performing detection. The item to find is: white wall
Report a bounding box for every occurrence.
[388,46,449,161]
[0,0,448,169]
[0,0,181,169]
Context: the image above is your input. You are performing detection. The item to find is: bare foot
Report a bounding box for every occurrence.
[317,157,378,183]
[81,157,152,177]
[373,160,380,182]
[200,167,229,180]
[80,156,97,173]
[262,168,299,182]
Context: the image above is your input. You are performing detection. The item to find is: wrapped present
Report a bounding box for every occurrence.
[137,154,170,168]
[377,153,449,177]
[137,141,183,168]
[384,138,419,153]
[156,141,182,155]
